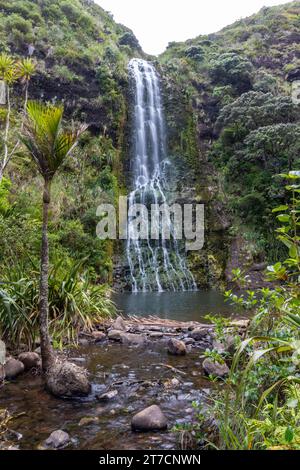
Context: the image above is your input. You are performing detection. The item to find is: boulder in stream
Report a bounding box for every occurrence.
[45,430,70,449]
[167,338,187,356]
[202,358,229,379]
[18,352,40,370]
[46,360,91,398]
[131,405,168,432]
[4,358,24,379]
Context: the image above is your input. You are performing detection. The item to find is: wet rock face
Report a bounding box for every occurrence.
[167,338,187,356]
[4,358,24,380]
[18,352,40,371]
[202,359,229,379]
[44,430,70,449]
[131,405,168,432]
[46,360,91,398]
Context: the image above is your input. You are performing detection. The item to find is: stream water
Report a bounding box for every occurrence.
[0,342,211,450]
[0,290,236,450]
[113,291,232,322]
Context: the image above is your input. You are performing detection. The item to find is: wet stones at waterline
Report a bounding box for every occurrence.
[44,430,70,449]
[202,358,229,379]
[4,358,25,380]
[131,405,168,432]
[167,338,187,356]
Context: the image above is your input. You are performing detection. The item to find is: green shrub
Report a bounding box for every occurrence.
[0,259,115,348]
[5,14,32,35]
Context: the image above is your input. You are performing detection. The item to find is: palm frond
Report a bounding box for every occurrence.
[15,58,36,84]
[0,53,16,83]
[21,101,87,180]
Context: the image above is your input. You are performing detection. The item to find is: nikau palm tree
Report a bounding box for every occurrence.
[21,101,90,396]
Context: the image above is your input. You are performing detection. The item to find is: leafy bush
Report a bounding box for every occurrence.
[189,173,300,450]
[118,31,140,50]
[5,14,32,35]
[184,46,204,61]
[0,177,12,215]
[208,52,253,93]
[0,259,115,348]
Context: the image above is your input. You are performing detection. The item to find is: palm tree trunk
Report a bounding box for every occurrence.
[40,178,55,372]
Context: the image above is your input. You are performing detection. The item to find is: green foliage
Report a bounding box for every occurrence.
[208,52,253,93]
[0,177,11,215]
[210,91,300,256]
[0,259,115,348]
[184,46,204,61]
[193,174,300,450]
[21,101,87,180]
[118,31,140,50]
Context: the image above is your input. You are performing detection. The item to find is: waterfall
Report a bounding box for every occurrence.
[127,58,197,293]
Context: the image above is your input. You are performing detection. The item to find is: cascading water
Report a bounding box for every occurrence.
[127,58,197,293]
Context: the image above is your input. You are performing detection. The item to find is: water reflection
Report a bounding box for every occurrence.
[112,290,233,322]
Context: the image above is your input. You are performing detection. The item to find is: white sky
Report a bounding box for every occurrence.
[96,0,292,55]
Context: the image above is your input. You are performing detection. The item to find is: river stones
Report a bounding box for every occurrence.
[149,332,164,339]
[108,329,123,341]
[4,358,24,379]
[92,331,106,342]
[96,390,118,402]
[163,378,180,389]
[18,352,40,370]
[167,338,187,356]
[184,337,196,346]
[202,358,229,379]
[131,405,168,432]
[213,335,236,356]
[121,333,147,347]
[46,360,91,398]
[111,316,127,332]
[78,416,99,427]
[190,328,209,341]
[108,330,146,347]
[44,430,70,449]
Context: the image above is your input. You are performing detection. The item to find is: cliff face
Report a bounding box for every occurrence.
[0,0,299,290]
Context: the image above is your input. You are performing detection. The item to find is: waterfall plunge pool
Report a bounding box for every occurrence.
[112,290,234,322]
